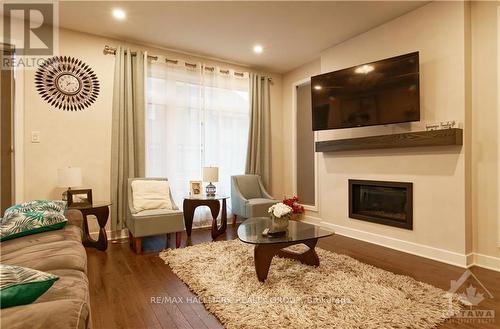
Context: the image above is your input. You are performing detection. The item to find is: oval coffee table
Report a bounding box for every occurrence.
[238,217,334,282]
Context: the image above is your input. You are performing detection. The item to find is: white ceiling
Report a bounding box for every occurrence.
[58,1,427,73]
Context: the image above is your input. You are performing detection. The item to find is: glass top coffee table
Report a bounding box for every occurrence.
[238,217,334,282]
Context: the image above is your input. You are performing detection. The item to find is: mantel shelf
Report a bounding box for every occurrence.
[315,128,463,153]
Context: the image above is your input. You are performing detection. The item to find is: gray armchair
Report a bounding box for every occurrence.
[126,177,184,253]
[231,175,279,225]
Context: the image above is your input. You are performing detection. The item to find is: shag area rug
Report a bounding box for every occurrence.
[159,240,461,329]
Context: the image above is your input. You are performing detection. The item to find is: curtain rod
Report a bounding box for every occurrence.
[103,45,272,81]
[103,45,158,61]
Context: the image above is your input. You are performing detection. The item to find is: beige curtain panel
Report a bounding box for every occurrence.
[245,73,271,189]
[110,47,146,230]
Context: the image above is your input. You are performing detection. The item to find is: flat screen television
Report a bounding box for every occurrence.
[311,52,420,131]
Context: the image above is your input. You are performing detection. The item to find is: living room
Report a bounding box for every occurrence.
[1,1,499,328]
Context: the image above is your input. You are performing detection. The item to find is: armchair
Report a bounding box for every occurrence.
[126,178,184,253]
[231,175,279,225]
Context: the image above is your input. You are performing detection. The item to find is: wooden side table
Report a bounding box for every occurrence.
[69,201,110,251]
[183,195,228,239]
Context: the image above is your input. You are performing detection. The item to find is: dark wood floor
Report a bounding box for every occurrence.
[86,225,500,329]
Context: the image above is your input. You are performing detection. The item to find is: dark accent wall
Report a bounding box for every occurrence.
[296,83,315,206]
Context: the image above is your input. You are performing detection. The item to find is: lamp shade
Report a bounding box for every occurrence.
[57,167,82,188]
[203,167,219,182]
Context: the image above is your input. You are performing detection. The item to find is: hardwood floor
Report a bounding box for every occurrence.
[86,225,500,329]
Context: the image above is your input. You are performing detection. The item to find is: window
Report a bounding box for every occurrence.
[146,60,249,225]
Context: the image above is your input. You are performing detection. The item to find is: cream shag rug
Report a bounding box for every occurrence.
[159,240,461,329]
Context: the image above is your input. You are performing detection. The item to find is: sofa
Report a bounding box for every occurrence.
[0,209,91,329]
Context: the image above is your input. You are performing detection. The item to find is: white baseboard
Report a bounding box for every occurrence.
[88,222,218,242]
[302,217,468,268]
[89,228,128,241]
[466,253,475,266]
[469,253,500,272]
[92,219,500,273]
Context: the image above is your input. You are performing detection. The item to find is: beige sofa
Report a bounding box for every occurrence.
[0,209,91,329]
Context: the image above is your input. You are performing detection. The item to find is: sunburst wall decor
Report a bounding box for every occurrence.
[35,56,100,111]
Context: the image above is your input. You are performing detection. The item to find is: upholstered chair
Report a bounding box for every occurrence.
[231,175,279,225]
[126,178,184,253]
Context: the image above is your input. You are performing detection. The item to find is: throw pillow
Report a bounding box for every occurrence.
[131,180,173,213]
[0,264,58,308]
[0,200,68,242]
[3,200,67,217]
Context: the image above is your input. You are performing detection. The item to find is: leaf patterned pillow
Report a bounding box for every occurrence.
[0,200,68,242]
[3,200,67,217]
[0,264,59,308]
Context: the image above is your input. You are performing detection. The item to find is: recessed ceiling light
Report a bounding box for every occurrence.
[112,8,126,20]
[354,64,374,74]
[253,45,263,54]
[314,85,322,90]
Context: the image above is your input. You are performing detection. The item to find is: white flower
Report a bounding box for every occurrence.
[268,202,292,218]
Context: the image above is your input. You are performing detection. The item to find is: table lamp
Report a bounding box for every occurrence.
[57,167,82,200]
[203,167,218,196]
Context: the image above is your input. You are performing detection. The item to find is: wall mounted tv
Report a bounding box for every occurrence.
[311,52,420,131]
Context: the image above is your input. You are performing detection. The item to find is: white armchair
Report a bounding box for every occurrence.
[126,177,184,253]
[231,175,279,225]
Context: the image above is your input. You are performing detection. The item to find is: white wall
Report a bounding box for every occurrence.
[318,1,468,258]
[471,1,500,269]
[283,2,473,267]
[13,27,283,236]
[280,1,500,270]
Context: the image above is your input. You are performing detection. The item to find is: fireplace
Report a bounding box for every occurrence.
[349,180,413,230]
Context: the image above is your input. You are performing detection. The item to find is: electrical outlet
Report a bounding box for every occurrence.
[31,131,40,143]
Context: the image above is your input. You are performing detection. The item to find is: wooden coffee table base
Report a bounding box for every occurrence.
[253,238,319,282]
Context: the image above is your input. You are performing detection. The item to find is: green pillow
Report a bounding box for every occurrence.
[4,200,67,216]
[0,264,59,308]
[0,200,68,242]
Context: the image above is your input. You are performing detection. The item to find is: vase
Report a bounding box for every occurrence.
[269,214,290,236]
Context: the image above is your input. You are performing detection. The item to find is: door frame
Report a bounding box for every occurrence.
[1,43,16,212]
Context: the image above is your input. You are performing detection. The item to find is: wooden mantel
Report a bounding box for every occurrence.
[315,128,463,153]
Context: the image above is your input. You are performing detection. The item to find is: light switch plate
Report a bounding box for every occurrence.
[31,131,40,143]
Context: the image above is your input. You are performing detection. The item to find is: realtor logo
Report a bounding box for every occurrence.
[446,270,495,324]
[3,2,54,55]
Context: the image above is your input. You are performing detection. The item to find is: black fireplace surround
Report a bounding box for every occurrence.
[349,179,413,230]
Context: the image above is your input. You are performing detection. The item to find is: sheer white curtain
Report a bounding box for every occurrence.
[146,60,249,226]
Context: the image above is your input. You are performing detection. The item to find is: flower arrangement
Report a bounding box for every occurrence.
[283,196,305,214]
[268,202,292,218]
[267,202,292,235]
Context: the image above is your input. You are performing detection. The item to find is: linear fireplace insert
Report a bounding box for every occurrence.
[349,180,413,230]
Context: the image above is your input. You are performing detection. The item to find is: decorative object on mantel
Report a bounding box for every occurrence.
[203,167,219,196]
[35,56,100,111]
[283,196,305,220]
[267,202,292,236]
[160,239,462,329]
[425,123,440,131]
[426,120,457,131]
[57,167,82,201]
[316,128,463,153]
